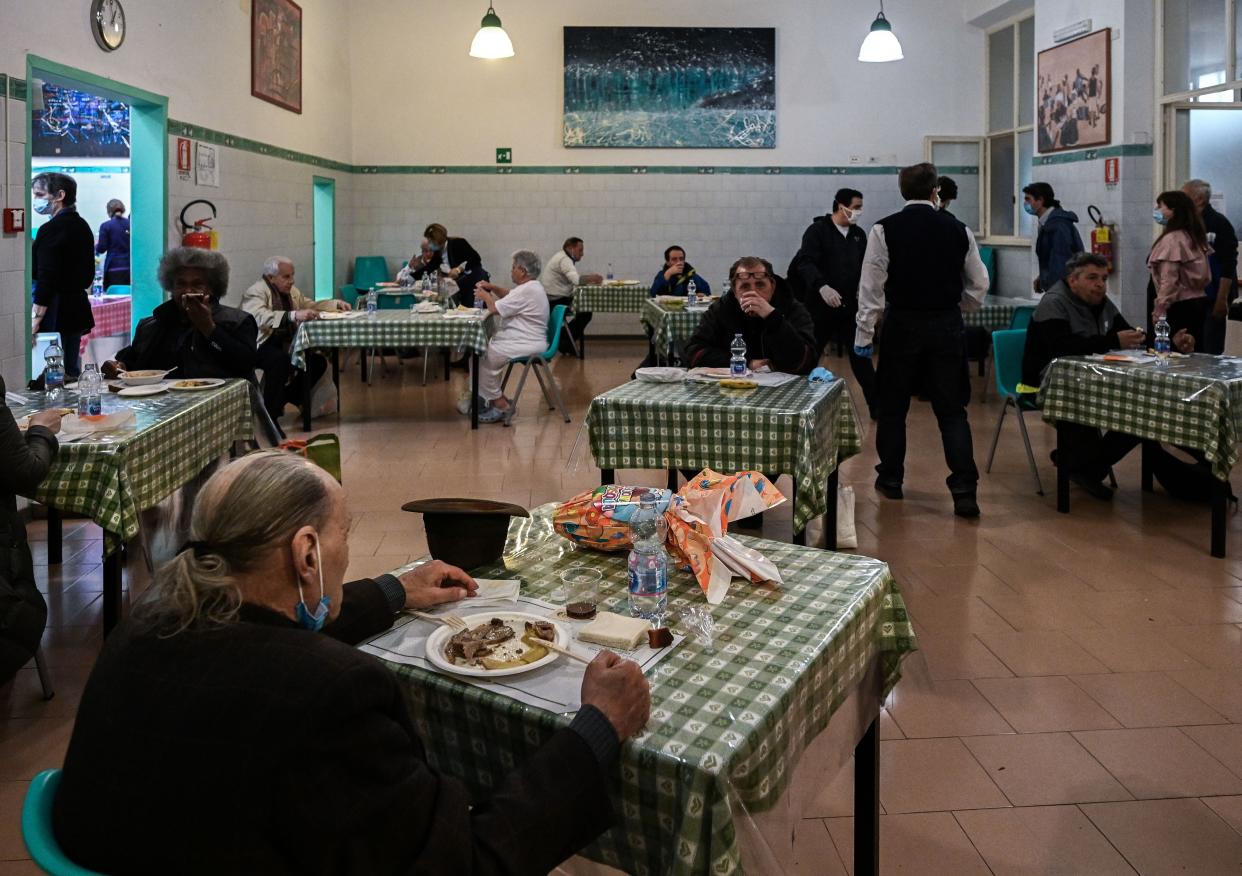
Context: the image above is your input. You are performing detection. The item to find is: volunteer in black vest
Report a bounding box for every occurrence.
[30,172,95,379]
[855,163,990,518]
[788,188,876,416]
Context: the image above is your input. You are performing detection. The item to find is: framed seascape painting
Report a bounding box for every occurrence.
[252,0,303,114]
[563,26,776,148]
[1036,28,1110,153]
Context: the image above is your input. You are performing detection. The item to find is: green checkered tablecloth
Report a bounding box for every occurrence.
[9,380,252,552]
[641,299,712,354]
[586,378,863,533]
[381,505,916,876]
[290,311,492,368]
[1039,354,1242,481]
[574,283,649,314]
[962,296,1040,331]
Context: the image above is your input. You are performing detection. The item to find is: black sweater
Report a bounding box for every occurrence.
[117,299,259,379]
[1021,280,1131,388]
[32,208,96,335]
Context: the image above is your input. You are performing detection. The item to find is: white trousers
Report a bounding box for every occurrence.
[478,340,542,401]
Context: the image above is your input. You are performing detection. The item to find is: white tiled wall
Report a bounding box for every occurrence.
[342,171,909,334]
[1,93,27,387]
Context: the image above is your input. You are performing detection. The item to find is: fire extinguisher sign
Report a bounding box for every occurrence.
[177,138,193,179]
[1104,157,1120,186]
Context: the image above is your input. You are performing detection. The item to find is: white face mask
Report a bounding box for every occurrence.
[844,207,862,225]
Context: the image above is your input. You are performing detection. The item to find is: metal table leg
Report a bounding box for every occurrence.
[470,351,480,430]
[1056,423,1070,513]
[102,546,123,637]
[825,466,839,551]
[47,507,63,565]
[1141,440,1155,492]
[854,715,880,876]
[601,468,615,487]
[667,469,679,491]
[302,364,313,433]
[1212,477,1229,558]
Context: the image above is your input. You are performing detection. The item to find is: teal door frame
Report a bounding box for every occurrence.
[24,55,168,376]
[312,176,336,301]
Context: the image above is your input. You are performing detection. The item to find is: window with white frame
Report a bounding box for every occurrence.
[1162,0,1239,101]
[986,15,1035,240]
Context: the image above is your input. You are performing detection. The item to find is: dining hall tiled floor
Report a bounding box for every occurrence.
[6,339,1242,874]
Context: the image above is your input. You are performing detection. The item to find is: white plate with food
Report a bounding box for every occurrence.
[168,378,227,391]
[117,383,169,397]
[424,612,568,678]
[119,369,174,386]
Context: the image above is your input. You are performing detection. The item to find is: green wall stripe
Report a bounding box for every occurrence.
[8,75,26,100]
[1033,143,1154,166]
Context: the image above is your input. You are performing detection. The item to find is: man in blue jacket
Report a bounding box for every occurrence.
[1023,182,1084,294]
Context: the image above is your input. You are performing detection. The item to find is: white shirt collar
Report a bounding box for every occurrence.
[904,200,938,209]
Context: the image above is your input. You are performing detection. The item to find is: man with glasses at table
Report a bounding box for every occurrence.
[855,163,990,519]
[685,257,818,375]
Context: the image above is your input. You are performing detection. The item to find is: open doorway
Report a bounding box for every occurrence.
[312,176,336,301]
[24,55,167,380]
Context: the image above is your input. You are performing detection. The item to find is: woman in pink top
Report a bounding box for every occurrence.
[1147,189,1211,342]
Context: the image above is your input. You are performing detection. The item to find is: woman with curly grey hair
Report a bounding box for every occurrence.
[102,247,259,380]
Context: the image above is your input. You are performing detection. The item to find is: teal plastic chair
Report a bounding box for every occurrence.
[1010,305,1036,330]
[101,284,130,297]
[985,329,1043,495]
[978,245,997,294]
[499,305,572,424]
[22,769,106,875]
[352,256,389,292]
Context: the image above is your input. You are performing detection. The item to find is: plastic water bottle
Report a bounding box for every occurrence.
[1154,315,1171,354]
[730,333,747,377]
[627,495,668,621]
[43,339,65,400]
[686,278,698,307]
[77,363,102,416]
[606,263,614,282]
[366,289,378,318]
[474,293,486,311]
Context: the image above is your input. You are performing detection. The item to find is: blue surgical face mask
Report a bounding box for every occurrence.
[1023,202,1038,216]
[294,540,331,631]
[1153,209,1169,225]
[33,197,53,216]
[428,242,442,253]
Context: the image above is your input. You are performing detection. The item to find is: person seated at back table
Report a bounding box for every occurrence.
[650,245,712,299]
[684,256,818,375]
[1020,252,1192,501]
[473,250,552,424]
[424,222,487,308]
[242,256,351,424]
[101,248,258,381]
[395,238,436,287]
[52,451,651,875]
[541,236,603,355]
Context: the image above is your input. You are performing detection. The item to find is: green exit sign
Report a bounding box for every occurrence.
[496,148,512,164]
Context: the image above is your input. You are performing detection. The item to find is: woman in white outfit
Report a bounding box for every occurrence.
[472,250,550,424]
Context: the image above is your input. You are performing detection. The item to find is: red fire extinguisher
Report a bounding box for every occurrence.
[179,199,218,249]
[1087,205,1115,274]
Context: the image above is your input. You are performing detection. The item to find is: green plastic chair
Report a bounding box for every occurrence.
[352,256,389,292]
[22,769,106,875]
[499,304,572,424]
[978,245,997,294]
[1010,305,1036,330]
[985,328,1043,495]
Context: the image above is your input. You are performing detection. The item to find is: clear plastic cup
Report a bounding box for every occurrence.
[556,566,602,607]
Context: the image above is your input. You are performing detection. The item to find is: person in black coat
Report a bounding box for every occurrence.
[685,257,818,375]
[102,248,258,381]
[424,222,488,308]
[95,199,131,289]
[0,379,61,685]
[1183,179,1239,354]
[787,188,876,412]
[53,451,651,876]
[30,172,95,378]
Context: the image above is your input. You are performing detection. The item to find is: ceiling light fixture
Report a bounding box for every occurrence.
[469,5,515,59]
[858,2,904,63]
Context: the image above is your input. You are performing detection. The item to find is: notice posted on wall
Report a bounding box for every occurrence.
[195,142,220,187]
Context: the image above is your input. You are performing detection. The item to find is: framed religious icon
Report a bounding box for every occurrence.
[252,0,302,114]
[1036,29,1110,153]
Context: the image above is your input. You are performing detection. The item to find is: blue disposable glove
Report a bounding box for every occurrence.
[808,366,835,383]
[853,344,874,358]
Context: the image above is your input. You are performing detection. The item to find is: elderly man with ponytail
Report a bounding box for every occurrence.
[53,451,651,875]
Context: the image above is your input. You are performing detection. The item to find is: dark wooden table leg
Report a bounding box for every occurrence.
[825,466,839,551]
[331,349,341,411]
[792,480,807,546]
[470,352,480,430]
[302,363,313,433]
[667,469,678,492]
[1056,423,1070,513]
[47,506,63,565]
[854,714,880,876]
[1212,478,1229,558]
[359,346,369,383]
[601,468,615,487]
[102,545,122,637]
[1141,440,1155,492]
